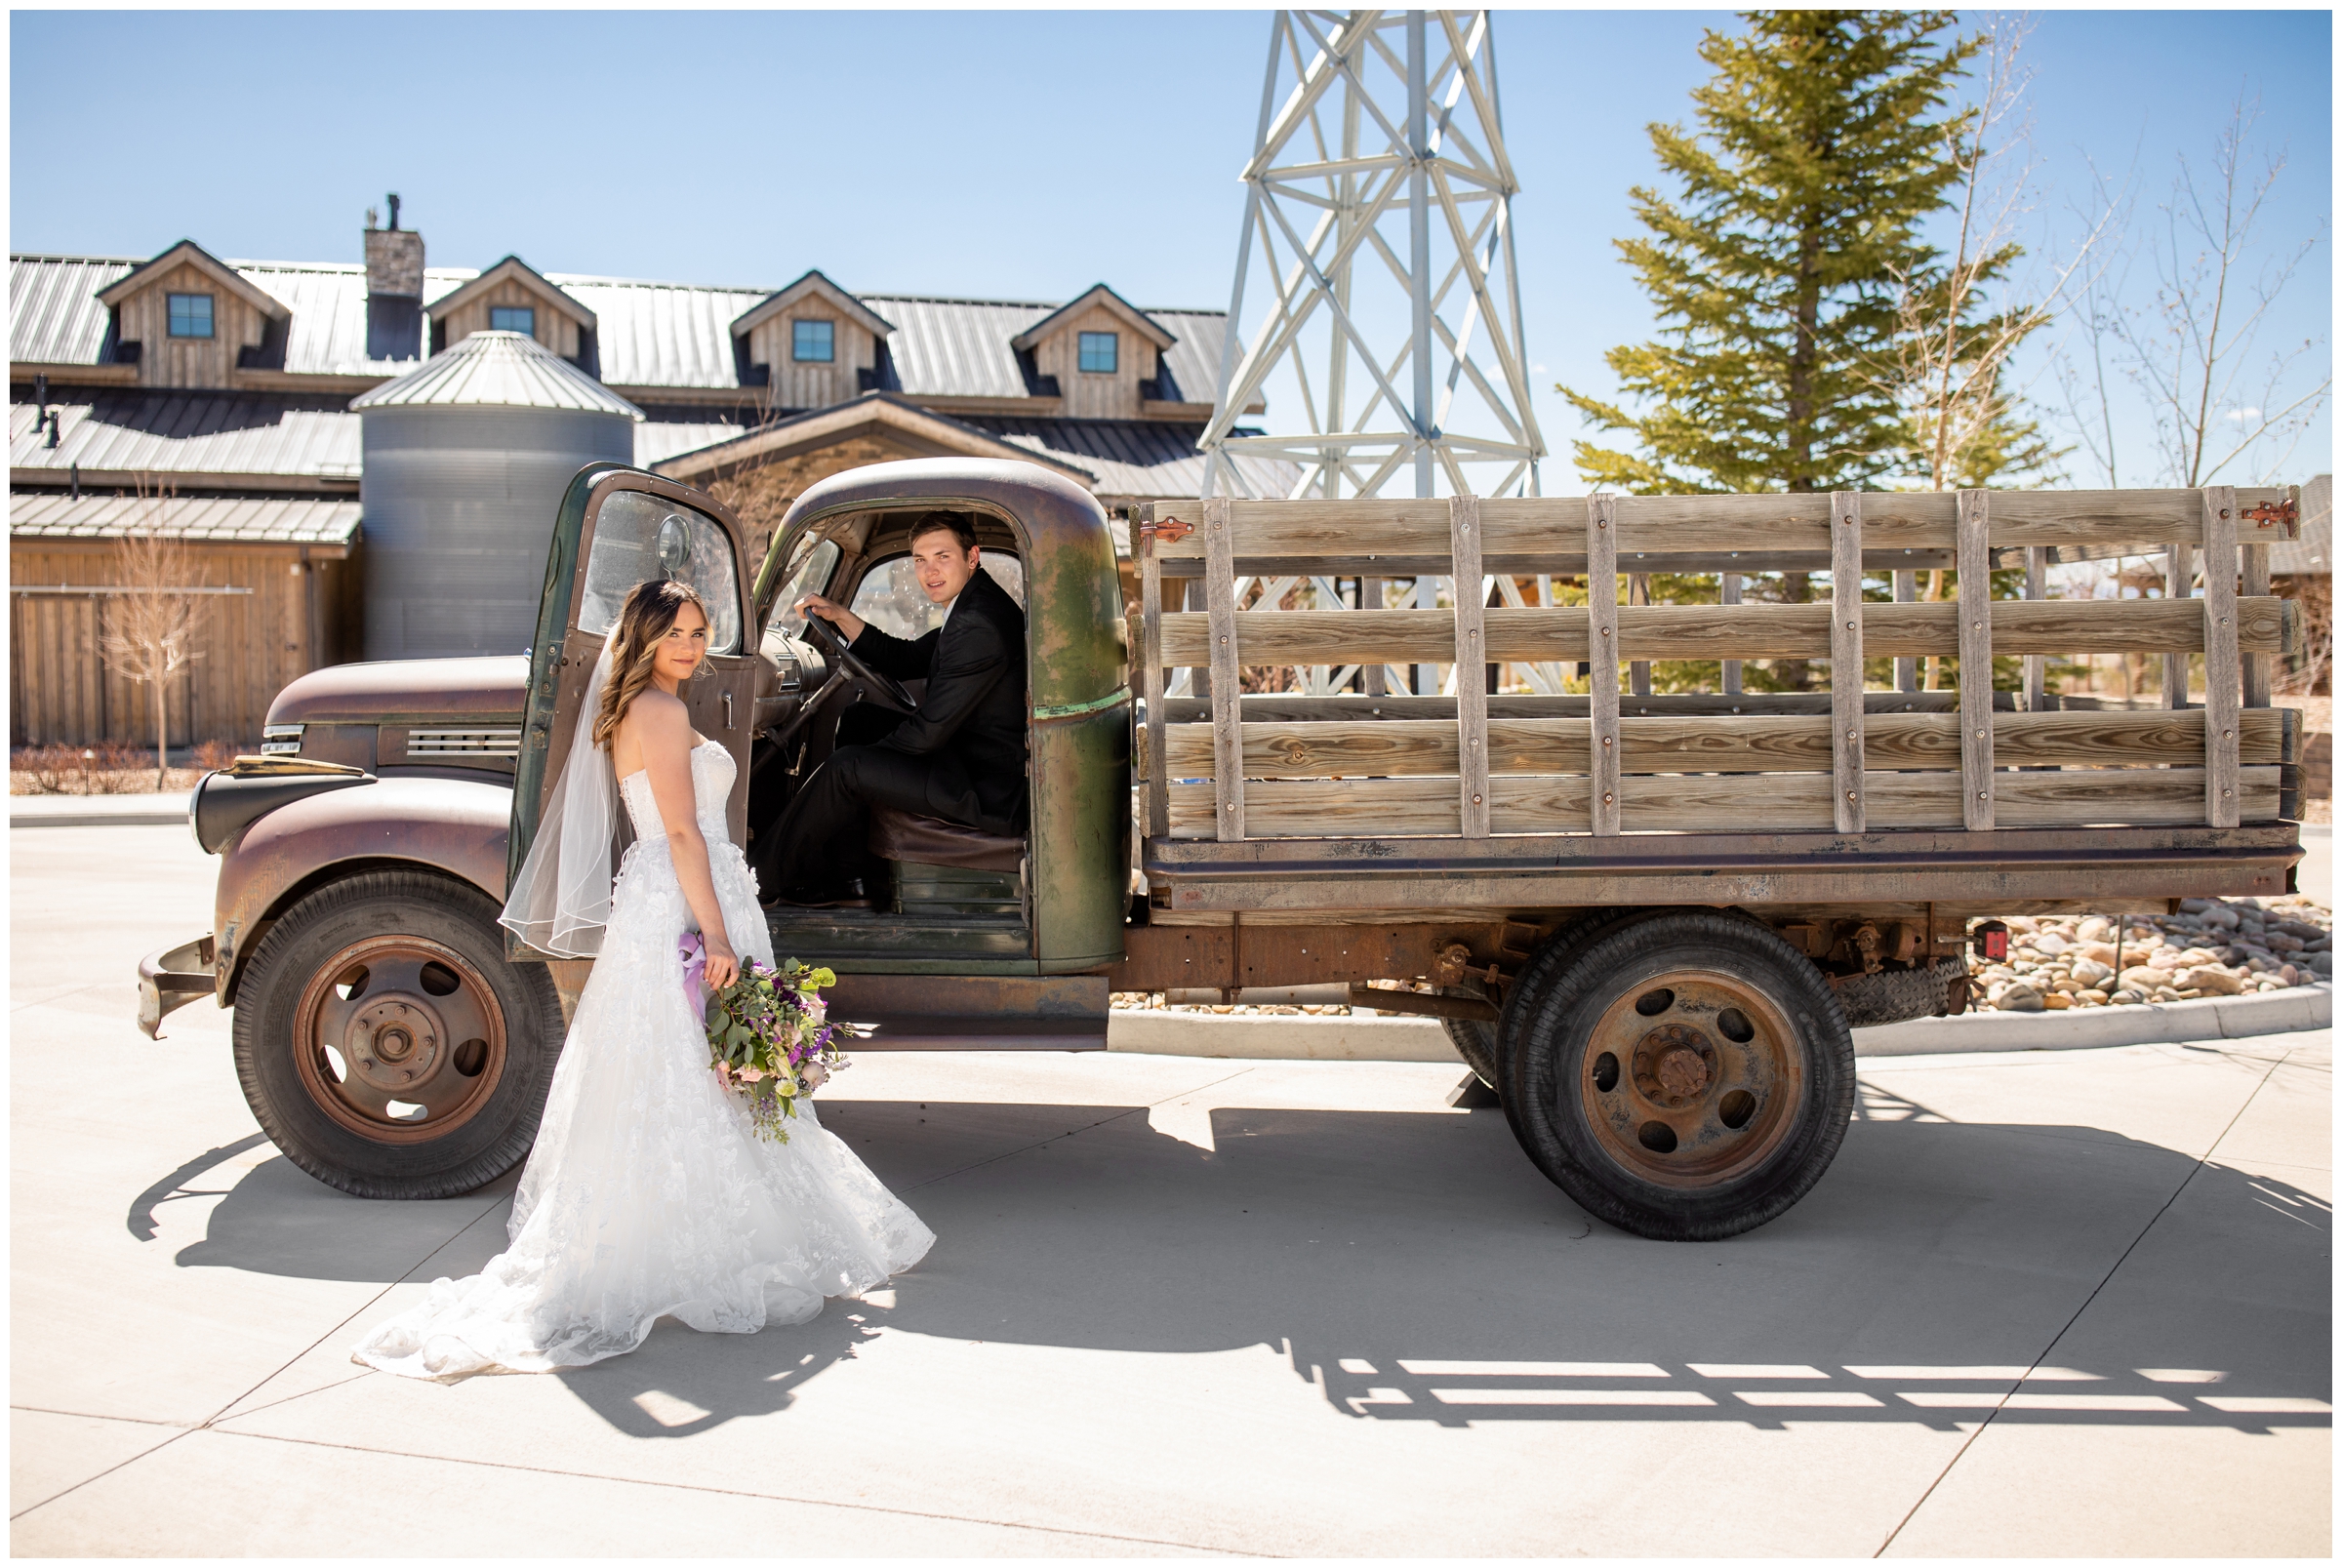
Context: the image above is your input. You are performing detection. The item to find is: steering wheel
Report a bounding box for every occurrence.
[799,615,918,714]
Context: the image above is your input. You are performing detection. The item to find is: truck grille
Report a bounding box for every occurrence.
[261,723,303,756]
[407,727,522,759]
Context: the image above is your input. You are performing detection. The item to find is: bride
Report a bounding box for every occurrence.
[353,579,933,1382]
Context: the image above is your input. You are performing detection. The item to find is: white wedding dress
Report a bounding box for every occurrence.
[352,742,934,1382]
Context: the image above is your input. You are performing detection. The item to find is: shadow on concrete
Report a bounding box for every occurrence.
[147,1088,2331,1438]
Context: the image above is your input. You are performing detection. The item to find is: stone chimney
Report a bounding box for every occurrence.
[364,193,424,360]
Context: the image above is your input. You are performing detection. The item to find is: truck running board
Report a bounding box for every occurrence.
[824,974,1109,1052]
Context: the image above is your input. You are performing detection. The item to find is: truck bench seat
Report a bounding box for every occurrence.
[867,806,1025,873]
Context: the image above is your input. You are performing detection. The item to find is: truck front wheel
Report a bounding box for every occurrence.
[1498,910,1854,1241]
[231,869,564,1199]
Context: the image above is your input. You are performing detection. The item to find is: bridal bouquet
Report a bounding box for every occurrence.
[685,935,861,1142]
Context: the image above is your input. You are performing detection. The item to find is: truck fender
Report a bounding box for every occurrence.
[213,776,512,1005]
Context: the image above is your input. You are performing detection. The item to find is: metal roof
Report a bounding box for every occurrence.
[350,330,643,417]
[10,391,362,483]
[959,415,1296,500]
[8,490,361,545]
[634,419,748,468]
[13,255,1241,402]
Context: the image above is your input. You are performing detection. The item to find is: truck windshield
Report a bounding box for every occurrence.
[763,539,841,641]
[577,492,743,653]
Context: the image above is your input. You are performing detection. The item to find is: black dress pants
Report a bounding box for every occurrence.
[759,704,973,899]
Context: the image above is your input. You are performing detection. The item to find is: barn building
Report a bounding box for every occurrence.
[10,215,1290,745]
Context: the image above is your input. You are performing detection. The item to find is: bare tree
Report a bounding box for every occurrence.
[2067,92,2329,487]
[1886,13,2116,687]
[98,480,208,790]
[1891,13,2114,496]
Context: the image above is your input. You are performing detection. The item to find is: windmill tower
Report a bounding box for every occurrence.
[1199,10,1544,503]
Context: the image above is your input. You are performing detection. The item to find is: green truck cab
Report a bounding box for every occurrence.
[140,461,2307,1239]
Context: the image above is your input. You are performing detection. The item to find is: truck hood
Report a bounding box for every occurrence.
[267,656,529,726]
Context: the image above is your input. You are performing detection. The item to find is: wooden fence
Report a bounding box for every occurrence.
[1132,488,2305,842]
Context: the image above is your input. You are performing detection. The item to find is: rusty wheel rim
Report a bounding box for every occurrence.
[1578,969,1805,1189]
[292,935,506,1145]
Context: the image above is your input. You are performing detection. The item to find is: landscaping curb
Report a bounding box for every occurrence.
[1105,983,2331,1065]
[11,793,191,829]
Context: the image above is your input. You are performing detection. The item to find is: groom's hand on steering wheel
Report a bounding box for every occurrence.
[795,594,866,645]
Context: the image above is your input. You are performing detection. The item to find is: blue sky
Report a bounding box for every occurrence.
[10,9,2330,488]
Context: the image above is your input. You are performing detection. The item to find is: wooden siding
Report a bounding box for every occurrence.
[10,541,360,746]
[116,261,273,390]
[746,307,876,411]
[1030,303,1151,419]
[435,277,586,358]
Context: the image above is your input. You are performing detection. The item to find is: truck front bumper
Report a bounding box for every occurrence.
[138,936,218,1039]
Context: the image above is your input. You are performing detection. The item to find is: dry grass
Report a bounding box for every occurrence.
[10,739,249,795]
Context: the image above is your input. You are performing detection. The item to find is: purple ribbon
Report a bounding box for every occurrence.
[679,931,708,1019]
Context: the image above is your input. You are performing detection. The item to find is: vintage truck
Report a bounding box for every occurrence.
[140,459,2307,1239]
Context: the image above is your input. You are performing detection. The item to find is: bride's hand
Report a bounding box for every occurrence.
[702,940,740,991]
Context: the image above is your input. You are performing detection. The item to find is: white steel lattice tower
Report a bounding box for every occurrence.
[1200,10,1544,502]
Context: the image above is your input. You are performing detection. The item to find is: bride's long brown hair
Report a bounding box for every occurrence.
[592,578,711,750]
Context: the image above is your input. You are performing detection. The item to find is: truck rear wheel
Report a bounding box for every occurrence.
[1498,910,1854,1241]
[231,869,564,1199]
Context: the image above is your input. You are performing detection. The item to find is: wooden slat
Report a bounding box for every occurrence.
[1151,487,2298,565]
[1165,766,2284,838]
[1148,707,2293,780]
[2201,485,2241,827]
[2023,545,2050,711]
[1154,595,2293,666]
[1588,495,1620,835]
[1203,497,1244,841]
[1720,571,1744,696]
[1831,491,1865,831]
[2163,535,2194,709]
[2242,530,2273,709]
[1359,575,1386,695]
[1958,490,1995,829]
[1628,573,1652,697]
[1450,497,1490,837]
[1136,503,1170,836]
[1893,568,1918,692]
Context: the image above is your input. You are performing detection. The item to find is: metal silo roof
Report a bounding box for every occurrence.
[351,329,642,418]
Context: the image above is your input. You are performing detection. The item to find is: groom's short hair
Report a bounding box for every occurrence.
[907,513,979,554]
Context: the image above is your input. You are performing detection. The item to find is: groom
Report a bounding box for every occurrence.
[759,514,1028,906]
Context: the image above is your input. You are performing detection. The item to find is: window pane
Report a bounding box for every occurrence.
[762,539,841,643]
[792,319,834,363]
[167,294,214,339]
[577,491,744,654]
[490,305,535,335]
[849,553,1024,640]
[1078,331,1117,374]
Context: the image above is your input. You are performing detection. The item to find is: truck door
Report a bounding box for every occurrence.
[509,467,758,934]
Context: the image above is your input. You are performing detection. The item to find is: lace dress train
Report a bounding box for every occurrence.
[352,744,933,1381]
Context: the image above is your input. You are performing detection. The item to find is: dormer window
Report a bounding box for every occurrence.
[167,293,215,339]
[490,305,536,336]
[1078,331,1118,374]
[793,319,834,363]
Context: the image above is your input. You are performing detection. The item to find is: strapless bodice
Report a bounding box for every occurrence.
[619,742,735,844]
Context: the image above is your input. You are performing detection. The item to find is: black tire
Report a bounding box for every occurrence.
[1489,907,1664,1150]
[1498,909,1855,1241]
[1441,1016,1500,1089]
[1833,955,1970,1028]
[231,869,565,1199]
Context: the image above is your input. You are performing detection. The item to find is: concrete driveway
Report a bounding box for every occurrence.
[12,824,2331,1556]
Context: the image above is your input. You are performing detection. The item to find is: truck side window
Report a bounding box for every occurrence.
[850,552,1025,640]
[578,492,743,653]
[763,539,842,641]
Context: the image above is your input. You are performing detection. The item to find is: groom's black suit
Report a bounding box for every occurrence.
[759,566,1027,900]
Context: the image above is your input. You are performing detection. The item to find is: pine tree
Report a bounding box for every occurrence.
[1563,11,1983,496]
[1559,11,1986,689]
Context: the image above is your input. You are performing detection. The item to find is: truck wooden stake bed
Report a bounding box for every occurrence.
[140,460,2308,1239]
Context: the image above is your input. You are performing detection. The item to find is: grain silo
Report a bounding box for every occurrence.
[353,330,640,659]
